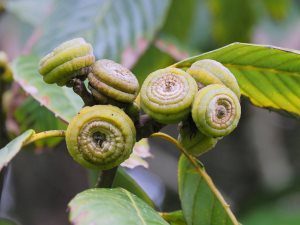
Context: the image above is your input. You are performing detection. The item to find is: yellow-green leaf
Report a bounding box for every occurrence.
[173,42,300,117]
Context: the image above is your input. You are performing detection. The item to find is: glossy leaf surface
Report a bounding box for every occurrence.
[68,188,168,225]
[173,43,300,117]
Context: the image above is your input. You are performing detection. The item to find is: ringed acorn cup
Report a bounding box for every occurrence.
[39,38,95,86]
[66,105,136,170]
[187,59,241,98]
[88,59,139,104]
[177,59,242,154]
[140,68,198,124]
[192,84,241,138]
[38,37,244,169]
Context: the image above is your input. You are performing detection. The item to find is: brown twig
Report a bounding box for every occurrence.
[135,114,165,141]
[69,78,96,106]
[96,167,118,188]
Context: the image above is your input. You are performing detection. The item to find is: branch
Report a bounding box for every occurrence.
[24,130,66,146]
[136,114,165,141]
[69,78,96,106]
[96,167,118,188]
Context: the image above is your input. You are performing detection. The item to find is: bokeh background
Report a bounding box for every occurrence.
[0,0,300,224]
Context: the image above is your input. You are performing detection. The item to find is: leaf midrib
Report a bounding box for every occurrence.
[224,63,300,78]
[188,162,238,225]
[123,189,147,225]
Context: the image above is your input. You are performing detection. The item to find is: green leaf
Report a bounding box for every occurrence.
[5,0,54,26]
[0,130,35,171]
[14,97,66,147]
[88,167,155,208]
[160,211,187,225]
[173,42,300,117]
[68,188,168,225]
[32,0,171,67]
[178,155,239,225]
[12,0,171,120]
[13,55,83,122]
[113,167,155,208]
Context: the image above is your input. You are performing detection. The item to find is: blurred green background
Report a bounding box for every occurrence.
[0,0,300,224]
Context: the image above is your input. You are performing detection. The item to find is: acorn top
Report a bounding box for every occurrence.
[192,84,241,137]
[39,38,95,86]
[140,67,198,124]
[66,105,136,170]
[187,59,241,98]
[88,59,139,103]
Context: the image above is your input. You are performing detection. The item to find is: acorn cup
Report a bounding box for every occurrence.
[66,105,136,170]
[187,59,241,98]
[88,59,139,105]
[192,84,241,138]
[140,67,198,124]
[39,38,95,86]
[38,37,243,165]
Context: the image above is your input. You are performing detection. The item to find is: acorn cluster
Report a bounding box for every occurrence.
[39,38,241,170]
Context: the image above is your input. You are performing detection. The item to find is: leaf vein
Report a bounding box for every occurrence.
[261,71,300,111]
[123,189,147,225]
